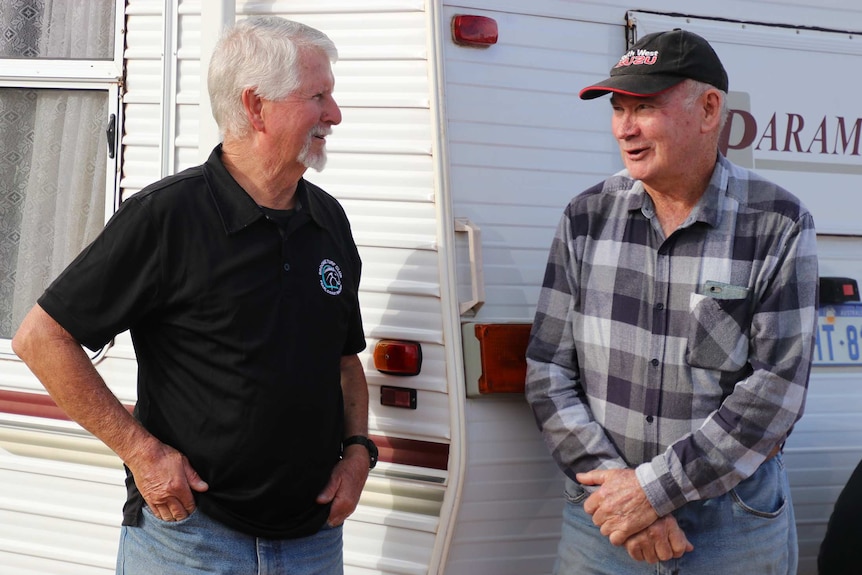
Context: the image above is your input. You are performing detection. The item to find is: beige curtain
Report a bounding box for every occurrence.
[0,0,115,337]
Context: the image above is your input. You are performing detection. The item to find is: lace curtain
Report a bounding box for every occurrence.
[0,0,115,338]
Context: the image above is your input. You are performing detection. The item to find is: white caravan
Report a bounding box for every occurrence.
[1,1,861,574]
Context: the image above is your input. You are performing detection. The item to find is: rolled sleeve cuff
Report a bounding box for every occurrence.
[635,459,678,517]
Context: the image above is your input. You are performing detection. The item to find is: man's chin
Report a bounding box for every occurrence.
[299,150,327,172]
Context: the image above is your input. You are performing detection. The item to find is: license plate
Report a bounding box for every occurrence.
[814,303,862,365]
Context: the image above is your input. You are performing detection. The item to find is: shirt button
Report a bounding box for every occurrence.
[656,302,664,310]
[650,358,659,367]
[646,415,654,423]
[283,263,290,271]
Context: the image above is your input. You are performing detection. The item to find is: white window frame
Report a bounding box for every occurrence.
[0,1,125,357]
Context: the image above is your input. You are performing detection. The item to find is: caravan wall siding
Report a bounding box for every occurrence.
[2,0,861,574]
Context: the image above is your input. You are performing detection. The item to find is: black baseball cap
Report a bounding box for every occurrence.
[579,29,728,100]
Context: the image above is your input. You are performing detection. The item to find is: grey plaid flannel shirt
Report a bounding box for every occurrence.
[526,154,818,517]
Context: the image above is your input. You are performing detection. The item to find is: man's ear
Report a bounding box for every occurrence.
[241,87,265,132]
[702,89,723,134]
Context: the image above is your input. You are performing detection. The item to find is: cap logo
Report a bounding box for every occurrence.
[614,49,658,69]
[319,258,343,296]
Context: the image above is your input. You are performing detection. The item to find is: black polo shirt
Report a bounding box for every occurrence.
[38,145,366,538]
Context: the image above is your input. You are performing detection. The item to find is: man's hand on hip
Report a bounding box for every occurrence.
[128,439,209,522]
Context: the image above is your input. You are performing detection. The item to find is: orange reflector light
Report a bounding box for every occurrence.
[475,323,531,394]
[452,15,498,47]
[374,340,422,376]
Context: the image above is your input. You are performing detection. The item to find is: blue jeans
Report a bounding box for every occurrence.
[116,506,343,575]
[554,455,797,575]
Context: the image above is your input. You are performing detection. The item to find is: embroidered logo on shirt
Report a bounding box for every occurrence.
[319,259,343,296]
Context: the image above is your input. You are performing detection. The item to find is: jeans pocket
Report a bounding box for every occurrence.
[730,457,787,519]
[563,478,589,505]
[142,504,200,527]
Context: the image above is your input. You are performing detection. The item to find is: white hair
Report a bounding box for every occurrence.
[682,78,729,131]
[207,16,338,139]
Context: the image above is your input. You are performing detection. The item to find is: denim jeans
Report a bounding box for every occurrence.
[116,505,343,575]
[554,455,798,575]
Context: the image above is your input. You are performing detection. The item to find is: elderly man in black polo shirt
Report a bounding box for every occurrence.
[12,16,374,575]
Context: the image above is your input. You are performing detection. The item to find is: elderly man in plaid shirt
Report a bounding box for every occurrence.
[526,29,818,575]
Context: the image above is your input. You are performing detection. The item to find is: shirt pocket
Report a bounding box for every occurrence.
[686,281,752,372]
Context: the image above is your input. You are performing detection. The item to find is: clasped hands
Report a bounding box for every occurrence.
[577,468,694,564]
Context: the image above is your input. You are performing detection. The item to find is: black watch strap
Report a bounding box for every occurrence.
[342,435,378,469]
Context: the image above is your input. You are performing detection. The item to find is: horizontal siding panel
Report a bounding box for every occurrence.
[176,12,202,60]
[359,247,440,296]
[328,110,432,154]
[176,60,201,102]
[0,358,53,394]
[175,104,201,148]
[238,11,428,62]
[360,474,445,517]
[343,516,437,575]
[360,292,444,344]
[125,0,165,16]
[446,133,617,182]
[444,399,562,575]
[241,1,424,14]
[343,200,437,251]
[0,551,113,575]
[370,388,451,441]
[122,60,164,102]
[447,120,617,156]
[308,160,434,205]
[174,147,202,173]
[449,166,604,211]
[334,62,431,109]
[0,455,125,574]
[123,5,165,59]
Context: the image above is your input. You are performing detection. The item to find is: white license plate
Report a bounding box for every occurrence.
[814,304,862,365]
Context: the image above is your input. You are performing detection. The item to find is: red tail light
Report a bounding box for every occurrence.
[452,15,498,47]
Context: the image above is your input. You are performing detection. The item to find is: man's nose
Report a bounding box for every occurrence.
[325,96,342,126]
[614,112,638,139]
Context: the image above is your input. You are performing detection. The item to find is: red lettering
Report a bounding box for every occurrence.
[806,118,829,154]
[720,109,758,155]
[783,113,805,152]
[722,109,862,158]
[755,113,779,152]
[834,117,862,156]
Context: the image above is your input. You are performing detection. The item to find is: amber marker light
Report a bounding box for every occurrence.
[373,339,422,376]
[474,323,531,394]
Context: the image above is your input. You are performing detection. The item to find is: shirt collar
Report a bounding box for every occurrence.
[202,144,326,235]
[687,153,730,228]
[623,153,729,229]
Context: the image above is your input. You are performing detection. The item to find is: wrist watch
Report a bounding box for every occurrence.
[342,435,378,469]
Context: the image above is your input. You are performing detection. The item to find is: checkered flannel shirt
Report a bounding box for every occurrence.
[526,154,818,517]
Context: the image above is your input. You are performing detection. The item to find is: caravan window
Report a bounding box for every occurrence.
[0,1,123,344]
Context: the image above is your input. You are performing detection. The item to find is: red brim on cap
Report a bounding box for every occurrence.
[579,74,685,100]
